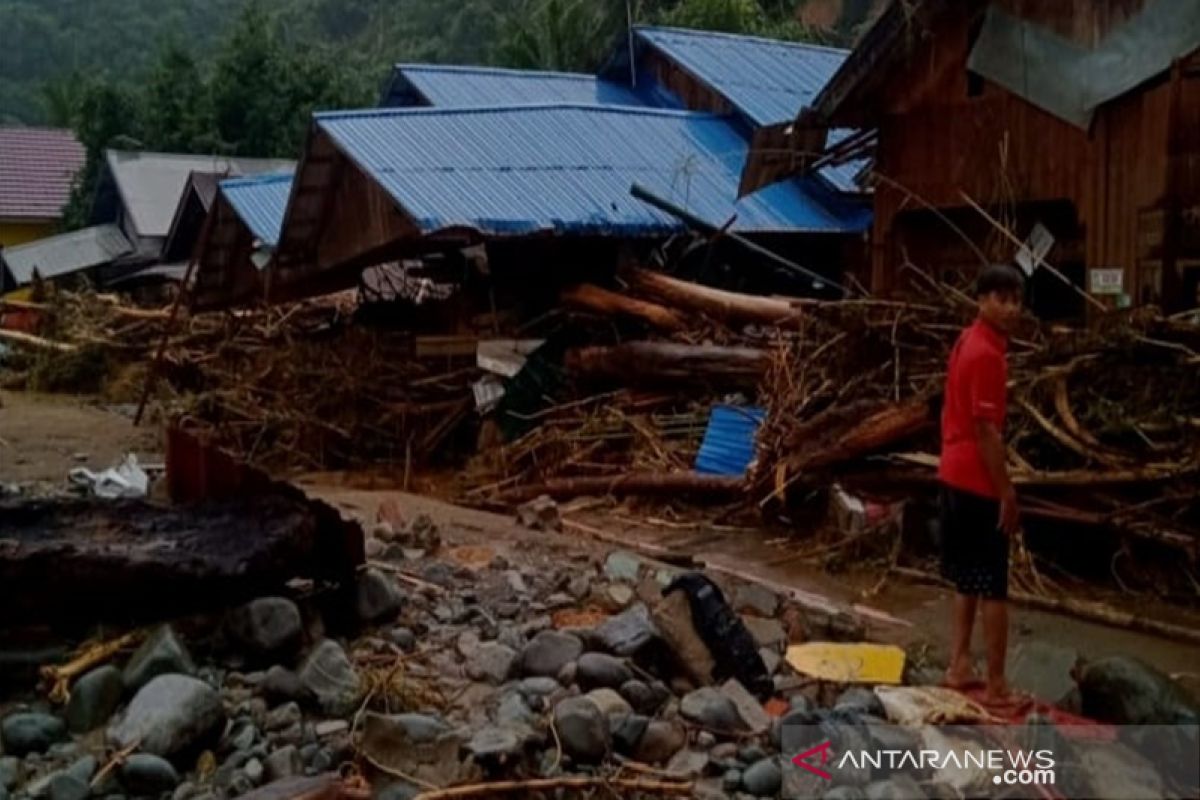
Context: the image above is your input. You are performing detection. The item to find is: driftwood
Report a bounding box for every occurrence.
[0,328,76,352]
[566,342,769,388]
[627,267,802,326]
[561,283,686,331]
[500,472,744,503]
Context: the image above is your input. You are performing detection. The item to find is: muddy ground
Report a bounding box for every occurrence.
[2,390,1198,696]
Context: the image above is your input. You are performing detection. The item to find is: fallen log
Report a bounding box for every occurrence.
[561,283,686,331]
[627,268,802,326]
[566,342,769,388]
[0,328,76,353]
[500,472,744,503]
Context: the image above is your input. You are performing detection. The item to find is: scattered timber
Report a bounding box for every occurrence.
[561,283,686,331]
[566,342,769,388]
[626,267,802,326]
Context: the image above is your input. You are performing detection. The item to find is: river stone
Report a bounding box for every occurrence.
[265,702,302,732]
[666,749,709,778]
[722,679,771,735]
[577,653,633,691]
[733,584,779,617]
[740,616,787,650]
[44,773,88,800]
[123,625,195,691]
[109,674,226,757]
[680,687,744,733]
[355,569,404,624]
[0,757,20,790]
[591,603,659,656]
[261,666,310,704]
[466,642,516,685]
[226,598,303,658]
[634,719,686,764]
[742,757,782,796]
[120,754,181,795]
[66,665,123,733]
[0,713,67,756]
[264,745,302,781]
[299,641,361,717]
[835,687,885,718]
[585,688,633,720]
[466,726,525,763]
[553,697,609,764]
[604,552,641,582]
[518,631,583,678]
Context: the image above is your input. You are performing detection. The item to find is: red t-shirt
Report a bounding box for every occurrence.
[939,319,1008,499]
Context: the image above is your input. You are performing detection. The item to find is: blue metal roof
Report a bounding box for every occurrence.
[382,64,647,109]
[695,405,765,476]
[633,26,850,127]
[219,172,293,246]
[315,104,868,238]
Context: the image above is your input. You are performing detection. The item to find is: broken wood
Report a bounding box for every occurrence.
[561,283,686,331]
[500,472,744,503]
[626,268,802,326]
[566,342,769,388]
[0,329,76,353]
[41,631,142,704]
[413,777,693,799]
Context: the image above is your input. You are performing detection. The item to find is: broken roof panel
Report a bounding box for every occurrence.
[631,26,850,126]
[0,126,85,221]
[1,224,132,285]
[382,64,646,108]
[219,172,293,247]
[315,104,869,238]
[97,151,295,239]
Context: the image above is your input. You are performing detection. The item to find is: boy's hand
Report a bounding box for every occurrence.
[999,487,1020,537]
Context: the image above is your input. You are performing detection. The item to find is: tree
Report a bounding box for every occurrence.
[143,43,209,152]
[209,4,290,156]
[61,80,145,230]
[494,0,625,72]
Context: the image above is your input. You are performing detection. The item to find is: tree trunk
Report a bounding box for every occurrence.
[566,342,769,388]
[561,283,687,331]
[626,268,803,326]
[500,472,744,503]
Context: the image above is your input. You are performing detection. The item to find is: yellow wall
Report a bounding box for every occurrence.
[0,220,56,247]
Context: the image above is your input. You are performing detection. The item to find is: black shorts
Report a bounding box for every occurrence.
[939,484,1009,599]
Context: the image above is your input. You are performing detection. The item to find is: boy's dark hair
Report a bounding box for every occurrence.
[976,263,1024,297]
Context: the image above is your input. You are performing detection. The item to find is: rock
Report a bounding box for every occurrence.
[742,757,781,796]
[243,757,264,784]
[603,552,641,583]
[66,665,124,733]
[865,775,923,800]
[722,679,771,735]
[577,653,633,691]
[552,697,609,764]
[634,719,686,764]
[1076,656,1200,725]
[759,648,781,676]
[733,583,779,617]
[45,773,89,800]
[466,643,516,685]
[66,757,97,785]
[123,625,195,691]
[517,677,560,700]
[651,590,716,685]
[0,713,67,756]
[697,732,719,750]
[518,631,583,678]
[618,680,661,714]
[723,769,743,792]
[263,745,302,781]
[740,745,768,763]
[740,616,787,650]
[376,783,421,800]
[835,687,886,718]
[298,641,361,717]
[611,714,649,755]
[556,661,577,687]
[221,718,257,752]
[466,727,525,763]
[567,576,592,600]
[0,757,20,790]
[120,754,181,795]
[108,674,226,758]
[665,749,709,778]
[360,713,459,788]
[261,666,309,704]
[354,568,404,624]
[504,571,529,595]
[265,702,302,732]
[592,603,659,656]
[388,627,416,652]
[517,495,560,532]
[584,688,633,720]
[496,692,535,726]
[709,742,737,761]
[604,585,635,610]
[314,719,349,738]
[226,598,303,659]
[680,687,744,733]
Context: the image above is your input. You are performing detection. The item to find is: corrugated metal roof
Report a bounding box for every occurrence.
[219,172,293,246]
[1,224,132,284]
[634,26,850,126]
[383,64,647,108]
[0,127,85,221]
[102,151,294,239]
[695,404,765,476]
[316,104,868,237]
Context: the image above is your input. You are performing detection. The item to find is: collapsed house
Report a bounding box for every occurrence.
[744,0,1200,314]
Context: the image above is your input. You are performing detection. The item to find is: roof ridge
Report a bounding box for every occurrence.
[316,103,723,122]
[394,63,600,81]
[220,171,294,188]
[634,24,850,56]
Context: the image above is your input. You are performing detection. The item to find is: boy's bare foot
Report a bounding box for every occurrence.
[982,680,1028,709]
[942,663,982,690]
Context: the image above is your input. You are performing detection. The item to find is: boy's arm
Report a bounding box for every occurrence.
[976,420,1019,535]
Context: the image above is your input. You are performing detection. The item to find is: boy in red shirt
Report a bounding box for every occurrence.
[939,264,1024,705]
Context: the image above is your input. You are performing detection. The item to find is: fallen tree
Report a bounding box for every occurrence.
[561,283,686,331]
[626,267,802,326]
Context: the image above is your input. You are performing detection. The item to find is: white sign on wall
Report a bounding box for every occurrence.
[1089,268,1124,295]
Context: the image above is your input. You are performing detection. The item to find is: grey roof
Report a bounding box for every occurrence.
[104,151,294,239]
[1,224,133,284]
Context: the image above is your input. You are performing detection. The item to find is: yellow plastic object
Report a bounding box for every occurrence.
[784,641,906,684]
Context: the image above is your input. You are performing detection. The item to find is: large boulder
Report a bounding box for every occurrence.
[108,675,226,758]
[65,665,124,733]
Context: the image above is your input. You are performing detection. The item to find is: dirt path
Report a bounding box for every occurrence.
[0,391,162,484]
